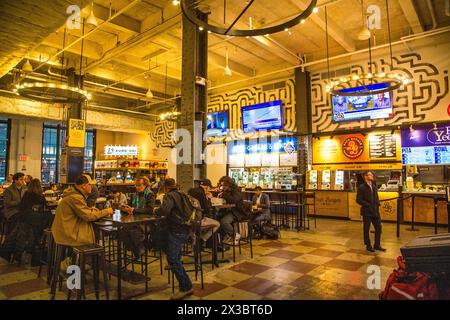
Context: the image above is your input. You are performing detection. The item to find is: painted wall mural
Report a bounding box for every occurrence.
[150,118,177,148]
[208,79,296,140]
[311,51,450,133]
[151,79,297,147]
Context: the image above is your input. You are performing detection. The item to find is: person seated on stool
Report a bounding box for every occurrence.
[251,186,271,224]
[188,179,220,242]
[217,176,247,245]
[51,174,113,248]
[119,177,156,258]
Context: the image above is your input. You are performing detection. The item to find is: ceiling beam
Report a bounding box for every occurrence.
[93,3,141,35]
[291,0,356,52]
[398,0,424,34]
[41,32,103,60]
[249,36,301,65]
[208,52,254,77]
[83,14,181,73]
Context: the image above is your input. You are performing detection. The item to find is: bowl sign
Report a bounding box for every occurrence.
[342,137,364,159]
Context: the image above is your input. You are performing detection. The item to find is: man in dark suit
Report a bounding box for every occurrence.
[356,171,386,253]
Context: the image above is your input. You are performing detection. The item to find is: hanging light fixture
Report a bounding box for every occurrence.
[16,20,90,103]
[225,48,232,76]
[86,2,98,27]
[327,0,411,96]
[22,59,33,73]
[357,0,371,41]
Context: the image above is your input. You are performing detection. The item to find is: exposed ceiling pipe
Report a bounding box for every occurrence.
[33,0,142,73]
[209,26,450,91]
[446,0,450,16]
[86,104,158,118]
[426,0,438,29]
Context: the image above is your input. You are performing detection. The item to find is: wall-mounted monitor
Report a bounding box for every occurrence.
[332,83,393,123]
[206,110,228,136]
[242,100,283,133]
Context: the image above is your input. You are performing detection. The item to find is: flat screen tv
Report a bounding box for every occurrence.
[242,100,283,133]
[206,110,228,136]
[332,83,393,123]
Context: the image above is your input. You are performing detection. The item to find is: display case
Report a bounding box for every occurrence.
[94,159,168,186]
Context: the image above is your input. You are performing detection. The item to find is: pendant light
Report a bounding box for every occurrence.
[86,2,98,27]
[21,59,33,73]
[225,48,232,76]
[357,0,371,41]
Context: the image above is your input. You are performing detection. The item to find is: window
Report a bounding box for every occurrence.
[41,124,96,183]
[41,124,59,184]
[84,129,95,175]
[0,118,11,183]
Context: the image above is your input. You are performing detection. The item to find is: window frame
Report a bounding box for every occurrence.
[41,123,96,183]
[0,118,11,182]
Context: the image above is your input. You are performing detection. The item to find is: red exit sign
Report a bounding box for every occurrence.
[19,155,28,161]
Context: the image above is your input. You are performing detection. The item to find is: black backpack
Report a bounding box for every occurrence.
[173,191,203,226]
[261,222,281,240]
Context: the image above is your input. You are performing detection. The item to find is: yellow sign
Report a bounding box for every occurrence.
[313,131,402,165]
[68,119,86,148]
[312,163,402,170]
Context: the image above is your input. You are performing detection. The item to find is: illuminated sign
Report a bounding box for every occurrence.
[104,145,139,157]
[401,123,450,165]
[342,137,364,159]
[228,136,297,155]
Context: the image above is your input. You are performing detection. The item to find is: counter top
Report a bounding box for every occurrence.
[402,190,446,196]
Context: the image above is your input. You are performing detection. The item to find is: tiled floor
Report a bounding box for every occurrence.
[0,218,446,300]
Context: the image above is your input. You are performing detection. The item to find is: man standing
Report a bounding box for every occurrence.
[356,171,386,252]
[157,178,193,300]
[0,173,26,261]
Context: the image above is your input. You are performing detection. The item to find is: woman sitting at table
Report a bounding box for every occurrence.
[118,177,156,258]
[217,176,247,245]
[251,186,271,224]
[13,179,46,266]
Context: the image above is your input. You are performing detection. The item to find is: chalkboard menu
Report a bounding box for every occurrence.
[401,123,450,165]
[369,133,397,159]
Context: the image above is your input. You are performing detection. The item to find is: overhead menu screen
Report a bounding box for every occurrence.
[402,147,435,165]
[369,133,397,159]
[242,100,283,133]
[332,83,393,123]
[401,123,450,165]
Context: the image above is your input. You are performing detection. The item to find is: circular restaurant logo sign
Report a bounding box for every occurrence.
[342,137,364,159]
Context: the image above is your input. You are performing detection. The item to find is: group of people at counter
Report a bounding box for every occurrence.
[0,171,274,300]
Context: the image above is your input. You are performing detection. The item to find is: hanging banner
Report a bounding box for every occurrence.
[68,119,86,148]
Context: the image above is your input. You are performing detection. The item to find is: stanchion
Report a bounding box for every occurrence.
[406,194,420,232]
[446,185,450,233]
[397,186,402,238]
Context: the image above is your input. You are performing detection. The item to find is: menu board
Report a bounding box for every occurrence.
[261,153,280,167]
[279,153,297,166]
[402,147,435,165]
[229,154,245,167]
[401,124,450,165]
[245,154,261,167]
[435,146,450,164]
[369,133,397,159]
